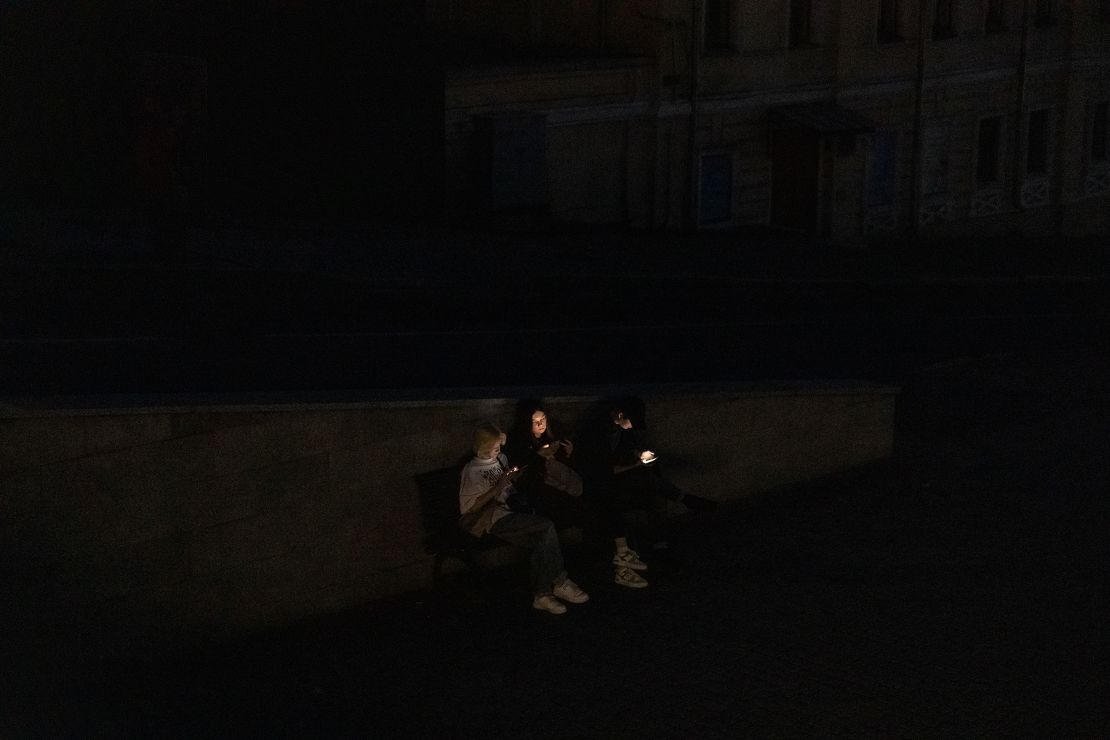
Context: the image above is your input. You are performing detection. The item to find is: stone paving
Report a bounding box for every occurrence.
[3,223,1108,397]
[5,346,1109,738]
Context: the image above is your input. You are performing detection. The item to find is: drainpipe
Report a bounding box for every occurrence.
[597,0,608,49]
[909,0,928,236]
[1012,0,1032,212]
[1054,0,1078,233]
[686,0,700,231]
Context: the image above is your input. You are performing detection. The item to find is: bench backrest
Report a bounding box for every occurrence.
[414,464,464,554]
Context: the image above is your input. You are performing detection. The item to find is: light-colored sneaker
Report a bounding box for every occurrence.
[612,549,648,571]
[614,566,649,589]
[553,578,589,604]
[533,595,567,614]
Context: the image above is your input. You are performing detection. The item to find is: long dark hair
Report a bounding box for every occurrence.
[511,398,553,448]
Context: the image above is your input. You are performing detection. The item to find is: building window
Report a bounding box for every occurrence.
[789,0,813,47]
[1026,109,1050,176]
[868,131,899,207]
[976,116,1003,185]
[1092,101,1109,163]
[698,153,733,226]
[933,0,956,38]
[923,125,950,195]
[878,0,901,42]
[985,0,1006,32]
[1034,0,1055,26]
[704,0,732,51]
[474,113,548,210]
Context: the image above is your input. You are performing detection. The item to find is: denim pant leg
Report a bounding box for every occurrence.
[489,513,567,597]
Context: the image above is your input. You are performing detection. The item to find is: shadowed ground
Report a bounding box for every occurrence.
[5,345,1108,737]
[2,223,1107,396]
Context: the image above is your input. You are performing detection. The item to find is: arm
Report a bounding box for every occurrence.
[460,466,522,515]
[609,423,654,472]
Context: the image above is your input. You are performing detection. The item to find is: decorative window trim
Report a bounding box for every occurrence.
[1020,178,1050,209]
[1083,168,1110,198]
[919,195,953,225]
[970,187,1004,217]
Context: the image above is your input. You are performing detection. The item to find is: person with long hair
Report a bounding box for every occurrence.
[506,403,584,523]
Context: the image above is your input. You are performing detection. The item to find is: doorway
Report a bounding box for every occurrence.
[770,128,820,233]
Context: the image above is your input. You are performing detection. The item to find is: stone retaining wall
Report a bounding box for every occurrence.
[1,384,896,649]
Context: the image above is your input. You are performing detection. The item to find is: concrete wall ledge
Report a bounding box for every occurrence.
[1,381,897,651]
[0,379,897,417]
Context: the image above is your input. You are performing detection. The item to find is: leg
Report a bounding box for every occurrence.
[621,465,716,512]
[585,480,651,588]
[544,460,583,498]
[489,512,567,596]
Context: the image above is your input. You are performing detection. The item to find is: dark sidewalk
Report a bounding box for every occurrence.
[3,220,1109,398]
[6,346,1109,737]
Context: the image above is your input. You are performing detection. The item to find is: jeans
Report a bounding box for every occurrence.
[489,512,567,597]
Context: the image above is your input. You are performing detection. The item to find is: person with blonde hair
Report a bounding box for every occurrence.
[458,422,588,615]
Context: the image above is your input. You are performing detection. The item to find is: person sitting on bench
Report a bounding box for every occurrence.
[506,402,584,527]
[579,397,717,589]
[458,422,589,615]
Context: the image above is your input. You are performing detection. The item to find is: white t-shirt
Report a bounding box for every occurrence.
[459,453,515,531]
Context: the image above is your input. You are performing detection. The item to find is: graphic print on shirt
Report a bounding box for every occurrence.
[480,462,505,489]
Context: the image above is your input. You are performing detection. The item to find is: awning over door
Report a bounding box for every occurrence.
[770,103,875,134]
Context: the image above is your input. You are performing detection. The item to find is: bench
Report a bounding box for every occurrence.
[414,465,506,584]
[414,463,593,586]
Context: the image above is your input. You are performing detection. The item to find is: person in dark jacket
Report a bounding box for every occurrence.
[578,397,716,589]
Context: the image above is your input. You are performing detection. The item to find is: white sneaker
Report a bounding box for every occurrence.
[533,595,567,614]
[612,549,648,571]
[614,567,649,589]
[553,578,589,604]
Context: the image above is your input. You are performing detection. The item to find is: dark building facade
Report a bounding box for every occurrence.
[0,2,443,225]
[435,0,1110,237]
[3,2,1107,236]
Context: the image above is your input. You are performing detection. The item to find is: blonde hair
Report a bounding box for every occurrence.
[473,422,507,457]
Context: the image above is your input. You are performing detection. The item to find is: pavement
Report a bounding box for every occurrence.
[2,218,1108,399]
[4,218,1109,736]
[5,344,1109,738]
